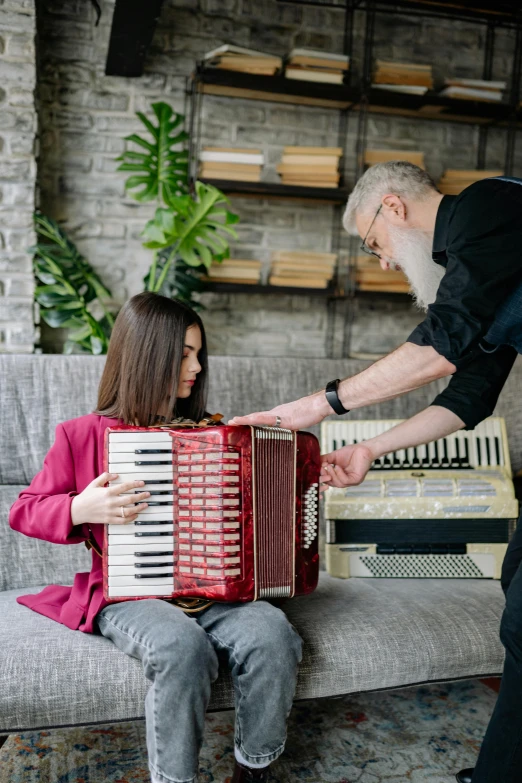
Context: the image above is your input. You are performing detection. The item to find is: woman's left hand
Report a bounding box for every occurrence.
[228,391,328,431]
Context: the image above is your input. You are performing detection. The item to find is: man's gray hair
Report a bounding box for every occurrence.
[343,161,439,236]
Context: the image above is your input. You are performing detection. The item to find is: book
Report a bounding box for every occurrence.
[269,275,330,288]
[287,48,350,68]
[199,151,264,164]
[364,149,425,168]
[283,146,343,156]
[204,147,262,154]
[200,163,263,174]
[280,154,341,166]
[277,164,339,174]
[439,86,503,102]
[271,264,335,276]
[285,68,344,84]
[199,170,261,182]
[203,44,282,66]
[373,60,434,89]
[272,251,337,267]
[445,77,507,90]
[437,169,503,195]
[371,84,429,95]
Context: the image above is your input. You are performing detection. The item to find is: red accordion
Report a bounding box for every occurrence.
[103,424,320,603]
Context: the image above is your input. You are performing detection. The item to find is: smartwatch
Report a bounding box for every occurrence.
[325,379,350,416]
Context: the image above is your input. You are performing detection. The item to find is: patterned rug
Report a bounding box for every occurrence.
[0,679,496,783]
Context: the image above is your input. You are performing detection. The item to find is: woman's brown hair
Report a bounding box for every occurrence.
[95,292,208,425]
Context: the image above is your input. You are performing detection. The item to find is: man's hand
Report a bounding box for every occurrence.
[229,391,330,430]
[320,443,374,490]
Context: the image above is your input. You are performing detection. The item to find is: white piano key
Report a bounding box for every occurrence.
[110,474,173,485]
[109,432,172,443]
[484,418,500,466]
[108,534,175,546]
[109,565,174,576]
[108,554,174,565]
[108,575,173,586]
[108,524,174,535]
[109,440,173,452]
[109,462,172,473]
[108,585,174,597]
[107,543,174,555]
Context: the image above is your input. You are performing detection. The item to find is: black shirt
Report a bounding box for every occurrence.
[407,177,522,429]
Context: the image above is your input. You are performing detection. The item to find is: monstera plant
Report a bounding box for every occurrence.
[32,214,115,354]
[117,102,239,304]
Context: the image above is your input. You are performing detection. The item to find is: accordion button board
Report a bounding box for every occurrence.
[321,416,518,579]
[103,424,320,602]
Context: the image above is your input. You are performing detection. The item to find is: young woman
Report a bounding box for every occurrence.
[10,292,302,783]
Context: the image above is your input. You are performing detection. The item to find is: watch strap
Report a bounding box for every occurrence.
[325,379,350,416]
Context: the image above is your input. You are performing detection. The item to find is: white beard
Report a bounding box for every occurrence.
[387,225,445,311]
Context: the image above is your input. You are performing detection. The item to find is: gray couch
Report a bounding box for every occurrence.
[2,352,520,738]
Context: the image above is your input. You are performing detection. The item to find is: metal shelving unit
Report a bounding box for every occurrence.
[187,0,522,357]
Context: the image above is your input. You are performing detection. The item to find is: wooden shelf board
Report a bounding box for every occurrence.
[203,282,340,297]
[198,178,350,203]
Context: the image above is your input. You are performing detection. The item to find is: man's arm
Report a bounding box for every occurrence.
[230,343,455,429]
[321,405,464,488]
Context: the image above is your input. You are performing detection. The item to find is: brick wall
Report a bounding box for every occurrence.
[2,0,520,355]
[0,0,37,353]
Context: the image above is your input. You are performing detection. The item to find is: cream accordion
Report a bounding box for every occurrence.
[103,424,320,602]
[321,417,518,579]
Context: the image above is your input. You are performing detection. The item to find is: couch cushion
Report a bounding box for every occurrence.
[0,486,91,592]
[0,575,505,733]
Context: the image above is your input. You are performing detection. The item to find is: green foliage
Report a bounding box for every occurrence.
[32,214,115,354]
[116,102,189,203]
[118,102,240,305]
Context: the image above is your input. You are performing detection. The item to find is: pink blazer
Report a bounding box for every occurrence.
[9,413,121,633]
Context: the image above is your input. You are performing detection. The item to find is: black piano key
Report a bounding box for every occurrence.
[421,445,430,466]
[134,531,173,537]
[442,439,450,466]
[135,562,172,568]
[485,437,491,465]
[463,438,471,468]
[135,520,173,526]
[392,452,401,468]
[382,454,392,467]
[134,551,175,557]
[144,502,173,507]
[476,437,482,465]
[143,480,172,485]
[134,572,174,578]
[433,441,440,467]
[412,447,421,468]
[332,439,337,450]
[495,436,501,465]
[135,460,171,465]
[135,449,172,454]
[134,490,172,495]
[451,439,461,466]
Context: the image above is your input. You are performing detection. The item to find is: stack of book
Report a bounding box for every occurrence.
[205,259,262,285]
[276,146,342,188]
[353,256,410,294]
[440,77,506,102]
[364,149,425,169]
[269,250,337,289]
[284,48,350,84]
[203,45,282,75]
[437,169,503,195]
[199,147,264,182]
[372,60,434,95]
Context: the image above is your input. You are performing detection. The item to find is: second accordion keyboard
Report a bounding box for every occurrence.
[322,417,518,579]
[103,424,320,602]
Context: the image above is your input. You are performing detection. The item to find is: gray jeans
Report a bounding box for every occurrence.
[96,598,303,783]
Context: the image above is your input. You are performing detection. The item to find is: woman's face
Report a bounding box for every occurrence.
[176,325,203,399]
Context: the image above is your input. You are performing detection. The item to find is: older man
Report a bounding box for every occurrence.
[231,161,522,783]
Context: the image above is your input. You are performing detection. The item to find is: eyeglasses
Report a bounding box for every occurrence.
[360,204,382,259]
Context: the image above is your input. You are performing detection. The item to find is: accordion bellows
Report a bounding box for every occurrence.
[103,425,321,602]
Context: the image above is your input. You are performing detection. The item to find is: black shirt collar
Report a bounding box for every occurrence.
[432,195,457,263]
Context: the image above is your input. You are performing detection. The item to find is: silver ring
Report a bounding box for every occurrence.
[275,415,282,427]
[120,506,125,519]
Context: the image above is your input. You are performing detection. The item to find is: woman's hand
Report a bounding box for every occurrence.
[320,443,375,491]
[71,472,150,526]
[229,391,330,431]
